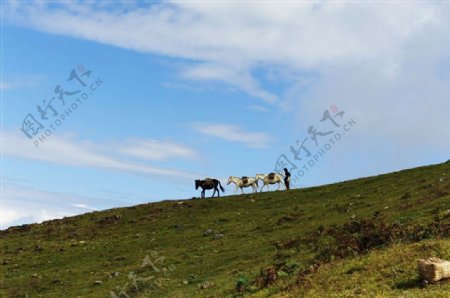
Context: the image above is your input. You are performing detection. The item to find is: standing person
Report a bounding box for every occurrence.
[283,168,291,190]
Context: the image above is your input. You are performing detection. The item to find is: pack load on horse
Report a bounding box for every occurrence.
[195,178,225,198]
[227,176,259,194]
[255,172,285,192]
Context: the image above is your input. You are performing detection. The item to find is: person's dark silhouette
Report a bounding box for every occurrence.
[283,168,291,190]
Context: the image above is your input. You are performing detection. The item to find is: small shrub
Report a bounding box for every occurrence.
[235,275,249,293]
[254,266,277,289]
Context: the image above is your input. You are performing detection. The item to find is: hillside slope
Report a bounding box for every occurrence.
[1,161,450,297]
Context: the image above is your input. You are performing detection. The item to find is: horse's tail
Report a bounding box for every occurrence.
[218,181,225,193]
[255,179,259,187]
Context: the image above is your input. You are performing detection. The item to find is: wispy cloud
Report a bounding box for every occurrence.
[4,1,447,107]
[0,182,99,229]
[248,105,271,113]
[190,123,272,148]
[180,64,278,104]
[1,75,47,90]
[118,138,198,161]
[0,82,13,90]
[1,131,199,180]
[4,1,450,175]
[70,203,97,211]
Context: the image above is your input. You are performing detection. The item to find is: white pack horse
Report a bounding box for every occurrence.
[227,176,259,194]
[255,173,285,192]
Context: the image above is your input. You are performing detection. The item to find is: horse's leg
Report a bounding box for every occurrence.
[212,187,216,198]
[234,185,239,194]
[241,187,244,194]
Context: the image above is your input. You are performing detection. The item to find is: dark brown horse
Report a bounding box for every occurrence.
[195,178,225,198]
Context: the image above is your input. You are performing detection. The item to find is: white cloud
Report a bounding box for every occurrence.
[3,2,441,66]
[3,1,448,104]
[0,209,73,229]
[0,182,97,229]
[180,63,278,104]
[71,203,97,210]
[3,1,450,172]
[0,75,46,90]
[190,123,272,148]
[0,209,24,227]
[1,131,199,180]
[118,139,198,161]
[0,82,13,90]
[248,105,271,113]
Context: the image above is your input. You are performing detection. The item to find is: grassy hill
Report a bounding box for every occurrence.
[1,161,450,297]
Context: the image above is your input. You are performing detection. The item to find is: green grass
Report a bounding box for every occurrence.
[279,239,450,298]
[1,161,449,297]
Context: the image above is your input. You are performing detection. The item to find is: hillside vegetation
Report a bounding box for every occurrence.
[1,161,450,297]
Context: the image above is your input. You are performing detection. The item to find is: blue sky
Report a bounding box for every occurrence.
[2,1,450,229]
